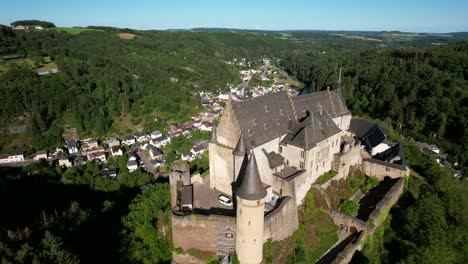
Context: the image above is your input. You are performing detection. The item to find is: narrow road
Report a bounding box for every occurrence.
[136,148,155,174]
[0,159,40,168]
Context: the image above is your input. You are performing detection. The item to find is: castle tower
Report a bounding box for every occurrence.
[235,152,267,264]
[232,133,246,182]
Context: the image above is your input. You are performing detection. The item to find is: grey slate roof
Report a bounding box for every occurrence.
[348,119,374,138]
[372,143,407,168]
[282,112,341,149]
[233,134,247,156]
[262,149,284,168]
[236,153,267,200]
[349,119,386,151]
[232,91,295,149]
[293,89,350,120]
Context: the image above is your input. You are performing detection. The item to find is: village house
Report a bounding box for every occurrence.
[123,135,136,146]
[147,145,164,160]
[81,138,99,152]
[181,151,195,162]
[66,140,79,154]
[199,122,213,131]
[150,130,162,139]
[106,137,121,147]
[87,151,106,163]
[134,132,150,143]
[33,150,48,160]
[58,155,72,168]
[127,152,139,172]
[0,154,10,163]
[101,168,118,179]
[127,160,138,172]
[191,141,208,156]
[151,136,171,148]
[7,151,24,162]
[110,146,123,156]
[218,92,230,101]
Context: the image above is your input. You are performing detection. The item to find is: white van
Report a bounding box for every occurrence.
[218,195,233,207]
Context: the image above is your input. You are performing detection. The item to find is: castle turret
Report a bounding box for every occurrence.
[235,152,267,264]
[233,134,246,181]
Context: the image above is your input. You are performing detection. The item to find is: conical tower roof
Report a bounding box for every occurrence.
[209,124,217,143]
[236,152,267,200]
[233,134,246,156]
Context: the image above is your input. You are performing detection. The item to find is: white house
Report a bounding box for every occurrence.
[58,156,72,167]
[8,151,24,162]
[123,136,136,146]
[101,168,117,179]
[181,151,195,162]
[151,130,162,139]
[66,140,79,154]
[107,137,120,147]
[87,151,106,163]
[33,150,48,160]
[199,122,213,132]
[148,146,164,160]
[134,132,150,143]
[0,154,9,164]
[218,92,230,101]
[81,138,99,152]
[191,142,208,156]
[127,160,138,172]
[111,146,123,156]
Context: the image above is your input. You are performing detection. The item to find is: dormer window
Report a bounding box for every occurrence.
[265,105,270,113]
[279,108,284,116]
[264,123,268,131]
[252,118,256,126]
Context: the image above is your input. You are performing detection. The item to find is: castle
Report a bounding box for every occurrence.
[170,87,409,264]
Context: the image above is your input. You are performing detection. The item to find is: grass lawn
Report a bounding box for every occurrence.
[0,58,34,73]
[315,170,338,184]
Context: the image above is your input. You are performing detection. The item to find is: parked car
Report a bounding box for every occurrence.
[218,195,233,207]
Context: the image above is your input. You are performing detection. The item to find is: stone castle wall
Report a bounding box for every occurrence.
[263,196,299,242]
[368,177,405,227]
[209,142,235,196]
[363,159,409,181]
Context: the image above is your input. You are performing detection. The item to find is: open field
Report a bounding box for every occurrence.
[117,33,138,39]
[48,27,102,34]
[0,58,34,73]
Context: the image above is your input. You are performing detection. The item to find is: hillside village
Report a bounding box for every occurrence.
[0,58,300,177]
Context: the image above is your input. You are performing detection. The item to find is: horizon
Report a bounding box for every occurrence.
[2,0,468,33]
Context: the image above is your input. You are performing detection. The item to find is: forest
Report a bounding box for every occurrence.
[10,20,56,28]
[0,23,467,263]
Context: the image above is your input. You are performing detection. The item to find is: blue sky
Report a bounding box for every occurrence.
[1,0,467,33]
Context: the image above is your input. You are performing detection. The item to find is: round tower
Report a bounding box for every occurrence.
[232,133,246,182]
[235,152,267,264]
